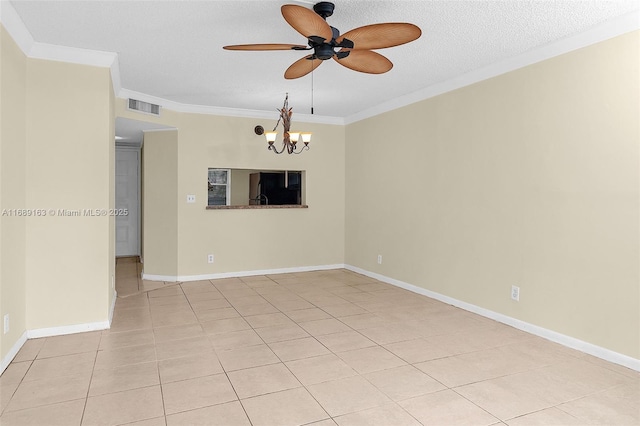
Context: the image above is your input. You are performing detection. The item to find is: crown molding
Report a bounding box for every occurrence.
[29,42,117,68]
[3,0,637,126]
[110,54,122,94]
[344,11,640,125]
[118,88,344,125]
[1,0,120,89]
[0,0,34,54]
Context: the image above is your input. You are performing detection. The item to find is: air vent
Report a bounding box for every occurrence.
[128,98,160,116]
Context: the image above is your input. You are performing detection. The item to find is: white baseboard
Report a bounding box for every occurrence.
[1,298,117,375]
[0,331,28,375]
[345,265,640,372]
[109,289,117,325]
[142,264,347,283]
[26,320,111,339]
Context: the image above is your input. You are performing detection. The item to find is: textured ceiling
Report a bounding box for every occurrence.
[9,0,640,119]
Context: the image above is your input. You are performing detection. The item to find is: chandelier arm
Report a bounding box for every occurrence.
[269,144,286,154]
[291,145,309,154]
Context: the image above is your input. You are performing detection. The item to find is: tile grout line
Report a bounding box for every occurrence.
[79,335,102,425]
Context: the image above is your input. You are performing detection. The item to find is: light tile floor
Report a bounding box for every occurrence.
[0,259,638,425]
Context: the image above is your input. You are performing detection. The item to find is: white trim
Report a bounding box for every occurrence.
[109,290,117,325]
[115,141,143,149]
[142,263,346,283]
[142,128,178,134]
[0,0,34,55]
[110,54,122,95]
[0,331,28,376]
[0,1,121,96]
[26,320,110,339]
[345,265,640,372]
[344,11,640,124]
[118,89,344,125]
[29,42,117,68]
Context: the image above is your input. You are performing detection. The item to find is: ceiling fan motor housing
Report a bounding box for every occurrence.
[315,44,336,60]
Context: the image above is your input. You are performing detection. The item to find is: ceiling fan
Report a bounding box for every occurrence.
[223,1,422,79]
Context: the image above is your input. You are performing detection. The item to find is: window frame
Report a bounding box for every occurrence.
[207,168,231,206]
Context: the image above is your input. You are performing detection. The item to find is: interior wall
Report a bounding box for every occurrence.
[108,79,116,312]
[117,99,345,277]
[24,58,113,330]
[140,147,145,263]
[142,130,179,277]
[177,112,345,276]
[345,31,639,359]
[0,26,27,361]
[230,168,251,206]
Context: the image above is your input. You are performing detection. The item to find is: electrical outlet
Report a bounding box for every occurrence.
[3,314,9,334]
[377,254,382,264]
[208,254,214,264]
[511,285,520,301]
[187,195,196,203]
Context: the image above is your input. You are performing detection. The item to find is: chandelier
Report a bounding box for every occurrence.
[255,93,311,154]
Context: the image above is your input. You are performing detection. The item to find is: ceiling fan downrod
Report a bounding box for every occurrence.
[312,2,335,19]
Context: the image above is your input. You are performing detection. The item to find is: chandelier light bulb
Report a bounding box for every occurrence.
[265,131,278,143]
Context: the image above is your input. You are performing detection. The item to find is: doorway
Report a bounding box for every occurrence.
[115,147,140,257]
[114,117,176,261]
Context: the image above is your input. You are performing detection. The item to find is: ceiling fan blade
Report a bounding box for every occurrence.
[284,55,323,79]
[337,23,422,50]
[333,50,393,74]
[223,43,308,51]
[281,4,333,42]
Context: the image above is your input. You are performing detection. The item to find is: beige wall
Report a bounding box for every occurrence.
[117,100,345,277]
[345,32,639,359]
[177,113,345,275]
[108,80,116,313]
[0,26,28,360]
[24,58,114,330]
[230,168,251,206]
[142,130,179,276]
[1,25,115,357]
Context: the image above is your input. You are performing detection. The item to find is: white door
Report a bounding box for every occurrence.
[115,148,140,257]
